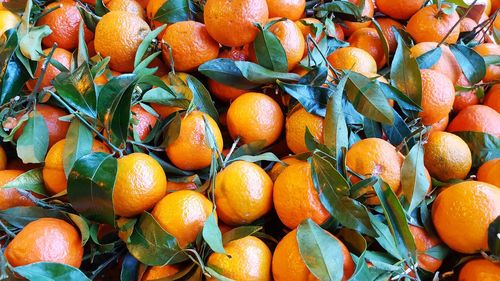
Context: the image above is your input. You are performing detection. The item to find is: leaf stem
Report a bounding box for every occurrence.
[307,35,341,81]
[0,221,15,237]
[436,0,478,47]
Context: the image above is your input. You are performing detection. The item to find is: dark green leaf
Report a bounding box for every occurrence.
[424,244,450,260]
[63,119,93,177]
[381,109,413,148]
[314,1,361,18]
[186,75,219,122]
[134,25,167,68]
[363,118,382,138]
[370,18,390,68]
[0,206,65,228]
[324,76,348,164]
[202,212,225,254]
[16,110,49,164]
[13,262,90,281]
[378,82,421,113]
[416,47,442,69]
[227,152,281,164]
[254,27,288,72]
[449,44,486,85]
[120,254,140,281]
[77,21,89,65]
[222,226,262,245]
[0,30,30,104]
[484,55,500,66]
[277,81,331,117]
[401,143,429,213]
[369,214,402,260]
[488,216,500,258]
[77,6,99,33]
[2,168,48,196]
[454,131,500,167]
[95,0,110,16]
[298,66,329,86]
[153,0,190,23]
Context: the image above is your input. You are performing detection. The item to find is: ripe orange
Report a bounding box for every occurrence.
[113,153,167,217]
[207,236,272,281]
[419,69,455,125]
[348,28,386,69]
[493,0,500,13]
[107,0,145,18]
[0,170,35,211]
[266,18,305,71]
[427,115,449,136]
[5,218,83,267]
[166,111,223,171]
[273,162,330,229]
[166,179,197,193]
[204,0,268,47]
[453,75,479,112]
[459,258,500,280]
[272,228,355,281]
[410,42,461,84]
[342,0,374,36]
[375,0,425,20]
[37,0,93,50]
[145,0,167,37]
[346,138,404,205]
[26,48,72,90]
[150,73,191,119]
[477,158,500,187]
[161,21,219,72]
[267,0,305,20]
[268,157,304,181]
[409,225,443,273]
[151,190,213,248]
[215,161,273,225]
[484,84,500,112]
[432,180,500,253]
[43,139,109,194]
[141,265,178,281]
[226,92,284,146]
[327,47,377,74]
[369,18,404,53]
[407,4,461,44]
[94,11,151,72]
[285,106,324,154]
[473,43,500,82]
[447,105,500,138]
[131,104,157,141]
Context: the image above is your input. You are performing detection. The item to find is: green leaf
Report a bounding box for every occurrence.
[378,82,421,113]
[297,219,345,281]
[484,55,500,66]
[401,143,429,213]
[95,0,110,16]
[134,25,167,68]
[153,0,190,23]
[63,119,93,177]
[454,131,500,167]
[221,226,262,245]
[416,47,442,69]
[370,18,390,69]
[77,21,89,66]
[488,216,500,258]
[66,213,90,246]
[162,112,182,147]
[141,87,189,108]
[198,59,300,89]
[13,262,90,281]
[449,44,486,85]
[277,81,331,117]
[381,109,413,148]
[424,244,450,260]
[314,1,362,18]
[1,168,48,196]
[67,153,117,226]
[369,214,402,260]
[202,212,225,254]
[298,66,329,86]
[77,6,100,33]
[253,26,288,72]
[324,77,348,165]
[227,152,281,164]
[186,75,219,122]
[16,110,49,164]
[0,30,30,104]
[120,254,140,281]
[0,206,65,228]
[19,25,52,61]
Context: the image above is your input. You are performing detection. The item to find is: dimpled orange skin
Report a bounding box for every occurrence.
[204,0,268,47]
[407,5,460,44]
[419,69,455,125]
[453,75,479,112]
[408,225,443,273]
[346,138,404,205]
[43,139,110,194]
[267,18,305,71]
[161,21,219,72]
[410,42,462,84]
[286,106,324,154]
[274,162,330,229]
[141,265,179,281]
[113,153,167,217]
[348,28,386,69]
[107,0,145,18]
[215,161,273,225]
[94,11,151,72]
[131,104,157,141]
[5,218,83,267]
[342,0,374,36]
[37,0,93,50]
[26,48,72,90]
[268,157,304,182]
[375,0,425,20]
[267,0,305,20]
[473,43,500,82]
[272,229,355,281]
[0,170,35,211]
[477,158,500,187]
[166,111,223,171]
[447,105,500,138]
[151,190,213,248]
[369,18,403,53]
[459,259,500,281]
[432,181,500,254]
[327,47,377,74]
[227,92,284,146]
[207,236,272,281]
[427,115,449,136]
[484,84,500,113]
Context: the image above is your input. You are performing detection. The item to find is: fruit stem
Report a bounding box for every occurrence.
[436,0,478,48]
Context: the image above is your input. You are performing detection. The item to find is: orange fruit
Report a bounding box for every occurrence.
[375,0,425,20]
[427,115,449,136]
[145,0,167,38]
[226,92,284,146]
[285,106,324,154]
[37,0,93,50]
[346,138,404,205]
[141,265,178,281]
[453,75,479,112]
[26,48,72,90]
[150,73,191,119]
[151,190,213,248]
[94,11,151,72]
[342,0,374,36]
[327,47,377,74]
[0,170,35,211]
[410,42,461,84]
[460,18,482,42]
[348,28,386,69]
[215,161,273,225]
[166,111,223,171]
[272,228,355,281]
[477,158,500,187]
[266,18,305,71]
[432,180,500,253]
[161,21,219,72]
[0,6,20,36]
[493,0,500,12]
[107,0,145,18]
[473,43,500,82]
[268,157,304,181]
[0,146,6,171]
[166,180,197,192]
[409,225,443,273]
[484,84,500,112]
[113,153,167,217]
[81,0,111,4]
[407,4,461,44]
[369,18,404,53]
[43,139,110,194]
[419,69,455,125]
[15,104,71,149]
[131,104,157,141]
[273,162,330,229]
[267,0,305,20]
[459,259,500,280]
[447,105,500,138]
[5,218,83,267]
[204,0,268,47]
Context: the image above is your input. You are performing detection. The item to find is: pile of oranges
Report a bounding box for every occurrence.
[0,0,500,280]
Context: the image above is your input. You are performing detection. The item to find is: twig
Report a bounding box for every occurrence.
[0,221,15,238]
[30,44,58,96]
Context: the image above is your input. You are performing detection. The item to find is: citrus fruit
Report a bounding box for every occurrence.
[107,0,145,18]
[113,153,167,217]
[447,105,500,138]
[432,180,500,253]
[484,84,500,112]
[131,104,157,141]
[94,70,120,86]
[473,43,500,82]
[453,75,479,112]
[0,6,20,36]
[342,0,374,36]
[369,18,404,53]
[410,42,462,84]
[5,218,83,267]
[267,18,305,71]
[141,265,179,281]
[348,28,386,69]
[268,156,304,181]
[375,0,425,20]
[267,0,305,20]
[0,146,6,171]
[215,161,273,225]
[0,170,35,211]
[285,106,324,154]
[151,190,213,248]
[409,225,443,273]
[427,115,449,136]
[26,48,72,90]
[407,4,461,44]
[419,69,455,125]
[477,158,500,187]
[150,73,191,119]
[327,47,377,74]
[459,258,500,280]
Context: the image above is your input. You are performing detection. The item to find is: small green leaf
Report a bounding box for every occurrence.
[134,25,167,68]
[186,75,219,122]
[401,143,429,213]
[381,109,413,148]
[449,44,486,85]
[454,131,500,167]
[416,47,442,69]
[484,55,500,66]
[77,21,89,65]
[153,0,190,23]
[227,152,281,164]
[254,25,288,72]
[1,168,48,196]
[63,119,93,177]
[16,110,49,164]
[324,77,348,165]
[95,0,110,16]
[202,212,225,254]
[314,1,362,18]
[277,81,331,117]
[222,226,262,245]
[66,213,90,246]
[0,30,30,104]
[13,262,91,281]
[370,18,390,68]
[77,6,100,33]
[19,25,52,61]
[0,206,65,229]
